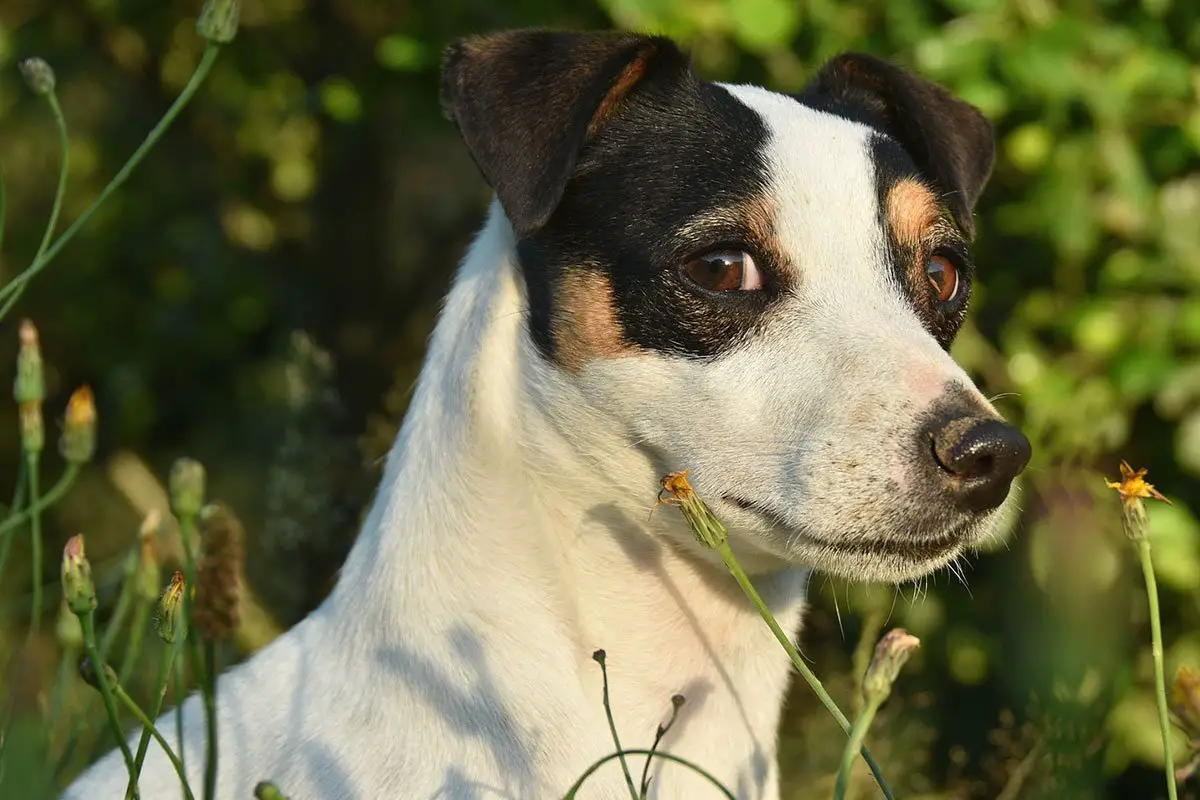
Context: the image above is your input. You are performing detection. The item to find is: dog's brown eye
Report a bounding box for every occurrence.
[926,254,958,303]
[683,250,762,292]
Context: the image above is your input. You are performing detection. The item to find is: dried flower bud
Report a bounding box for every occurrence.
[18,58,56,96]
[78,654,119,691]
[194,502,244,642]
[157,570,187,645]
[1172,665,1200,737]
[863,628,920,705]
[55,597,83,649]
[135,510,162,602]
[657,470,728,549]
[1105,461,1170,541]
[19,401,44,454]
[254,781,289,800]
[59,385,97,465]
[197,0,241,44]
[61,534,97,615]
[14,319,45,406]
[169,457,206,519]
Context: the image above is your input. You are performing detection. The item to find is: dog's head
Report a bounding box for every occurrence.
[440,30,1031,583]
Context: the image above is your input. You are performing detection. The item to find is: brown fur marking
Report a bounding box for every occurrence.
[552,270,631,372]
[886,178,939,250]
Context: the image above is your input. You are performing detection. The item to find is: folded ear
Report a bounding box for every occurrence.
[440,29,688,237]
[800,53,995,238]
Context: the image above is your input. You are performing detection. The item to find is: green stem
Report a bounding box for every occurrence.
[175,655,187,785]
[563,749,736,800]
[118,597,152,688]
[0,462,81,537]
[594,652,638,800]
[202,642,218,800]
[130,641,182,798]
[80,612,138,789]
[1138,537,1179,800]
[27,451,43,638]
[0,90,70,320]
[101,566,138,658]
[639,698,682,798]
[0,44,222,317]
[0,457,28,581]
[834,697,883,800]
[713,540,894,800]
[115,684,194,800]
[47,644,79,739]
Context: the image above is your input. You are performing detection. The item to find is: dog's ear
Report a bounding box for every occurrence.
[800,53,995,238]
[440,29,688,237]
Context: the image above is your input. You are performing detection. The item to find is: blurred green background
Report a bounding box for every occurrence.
[1,0,1199,797]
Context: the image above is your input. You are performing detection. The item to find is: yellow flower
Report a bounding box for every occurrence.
[1105,460,1170,506]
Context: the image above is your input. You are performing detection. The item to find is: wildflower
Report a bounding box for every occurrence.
[157,570,187,645]
[197,0,240,44]
[78,654,119,691]
[61,534,97,615]
[169,457,206,519]
[194,502,244,642]
[59,385,97,465]
[18,58,55,96]
[862,628,921,706]
[658,470,728,549]
[1105,461,1170,540]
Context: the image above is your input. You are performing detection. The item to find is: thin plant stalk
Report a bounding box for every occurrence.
[834,700,882,799]
[48,643,81,735]
[175,657,187,782]
[118,596,152,687]
[0,463,81,536]
[100,572,138,658]
[639,696,683,797]
[659,472,894,800]
[1138,537,1178,800]
[563,749,736,800]
[0,457,28,580]
[0,89,70,319]
[27,451,43,637]
[592,650,637,800]
[130,641,182,798]
[114,684,194,800]
[80,612,138,783]
[202,642,218,800]
[0,45,221,319]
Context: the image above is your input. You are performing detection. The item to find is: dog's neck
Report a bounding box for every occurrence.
[325,205,811,796]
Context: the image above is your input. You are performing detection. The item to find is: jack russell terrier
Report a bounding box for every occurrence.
[66,28,1031,800]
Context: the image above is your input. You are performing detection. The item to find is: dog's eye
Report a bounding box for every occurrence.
[683,250,762,293]
[926,254,959,304]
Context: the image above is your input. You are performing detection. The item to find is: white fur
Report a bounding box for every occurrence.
[65,83,1014,800]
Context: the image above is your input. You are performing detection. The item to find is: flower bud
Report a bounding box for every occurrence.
[61,534,97,615]
[169,457,206,519]
[14,319,45,406]
[254,781,289,800]
[18,58,56,96]
[658,470,728,549]
[59,385,97,465]
[78,654,119,691]
[197,0,241,44]
[863,628,920,706]
[157,570,187,645]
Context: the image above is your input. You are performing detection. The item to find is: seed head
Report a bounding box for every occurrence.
[194,502,244,642]
[863,628,921,706]
[1172,665,1200,737]
[157,570,187,645]
[197,0,241,44]
[60,385,97,465]
[61,534,97,615]
[18,58,56,95]
[169,457,206,519]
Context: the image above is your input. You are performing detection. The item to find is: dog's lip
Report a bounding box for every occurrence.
[722,494,965,561]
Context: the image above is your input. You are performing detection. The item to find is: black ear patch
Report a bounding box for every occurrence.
[799,53,995,238]
[440,29,690,238]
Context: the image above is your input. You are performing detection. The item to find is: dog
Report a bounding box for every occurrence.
[65,28,1031,800]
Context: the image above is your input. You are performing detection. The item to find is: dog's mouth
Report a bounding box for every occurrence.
[723,495,966,561]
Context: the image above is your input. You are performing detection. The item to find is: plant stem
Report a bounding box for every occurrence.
[115,683,194,800]
[118,597,152,688]
[834,696,883,800]
[101,564,138,658]
[639,697,683,798]
[0,90,70,319]
[202,642,218,800]
[564,749,736,800]
[0,457,28,581]
[130,641,182,798]
[0,44,222,318]
[0,462,81,537]
[80,612,138,790]
[713,539,894,800]
[1137,537,1179,800]
[175,656,187,784]
[593,652,638,800]
[27,451,43,639]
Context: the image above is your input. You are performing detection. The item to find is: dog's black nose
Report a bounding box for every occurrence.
[931,417,1031,512]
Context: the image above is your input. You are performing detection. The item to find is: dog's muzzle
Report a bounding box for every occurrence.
[927,414,1032,512]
